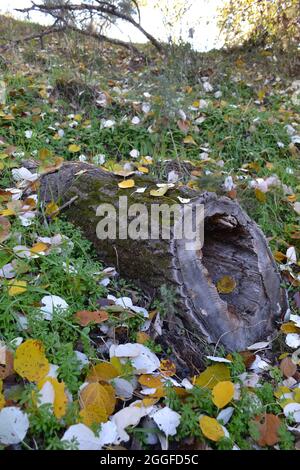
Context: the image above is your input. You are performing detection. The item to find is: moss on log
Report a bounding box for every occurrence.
[40,162,288,369]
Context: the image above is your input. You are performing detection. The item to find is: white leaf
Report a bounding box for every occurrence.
[206,356,232,363]
[38,380,55,407]
[131,116,140,125]
[284,403,300,423]
[290,315,300,328]
[40,295,69,320]
[112,405,151,443]
[152,407,181,436]
[247,341,270,351]
[98,421,118,447]
[177,196,191,204]
[12,167,38,182]
[114,343,141,358]
[0,407,29,445]
[135,187,147,194]
[286,246,297,265]
[112,378,134,399]
[115,297,133,308]
[217,407,234,425]
[61,423,101,450]
[286,333,300,349]
[129,149,139,159]
[0,263,16,279]
[131,345,160,374]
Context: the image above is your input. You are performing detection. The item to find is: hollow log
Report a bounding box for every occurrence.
[39,162,288,369]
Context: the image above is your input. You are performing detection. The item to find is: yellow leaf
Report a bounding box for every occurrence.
[38,377,68,419]
[86,362,119,382]
[195,364,230,389]
[137,166,149,174]
[68,144,81,153]
[39,148,52,160]
[118,179,135,189]
[280,323,300,334]
[80,382,115,417]
[150,186,169,197]
[45,201,59,217]
[216,275,236,294]
[183,135,197,145]
[138,375,162,388]
[8,280,27,296]
[110,356,123,375]
[79,403,107,428]
[30,242,49,254]
[74,114,82,122]
[212,381,234,408]
[14,339,49,382]
[0,209,15,216]
[199,416,224,441]
[255,188,266,203]
[136,332,150,344]
[274,386,290,399]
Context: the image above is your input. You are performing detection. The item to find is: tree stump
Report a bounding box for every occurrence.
[40,162,288,369]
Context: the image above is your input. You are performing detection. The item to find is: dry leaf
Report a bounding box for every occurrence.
[150,186,169,197]
[118,179,135,189]
[86,362,119,382]
[0,216,11,243]
[280,357,297,378]
[159,359,176,377]
[139,375,162,388]
[183,135,197,145]
[195,364,230,389]
[14,339,49,382]
[199,415,224,441]
[254,414,281,447]
[8,280,27,296]
[75,310,109,327]
[212,381,234,408]
[68,144,81,153]
[255,188,267,203]
[216,276,236,294]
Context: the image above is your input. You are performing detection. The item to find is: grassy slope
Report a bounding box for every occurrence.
[0,15,299,450]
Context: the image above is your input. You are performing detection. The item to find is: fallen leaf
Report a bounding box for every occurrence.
[150,186,169,197]
[152,406,181,436]
[280,357,297,378]
[8,280,27,296]
[212,381,234,408]
[0,216,11,242]
[254,413,281,447]
[75,310,109,326]
[138,375,162,388]
[199,415,224,441]
[183,135,197,145]
[195,364,230,389]
[118,179,135,189]
[159,359,176,377]
[14,339,49,382]
[68,144,81,153]
[86,362,119,382]
[255,188,266,203]
[0,407,29,445]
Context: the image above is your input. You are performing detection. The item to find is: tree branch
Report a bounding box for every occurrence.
[16,1,163,52]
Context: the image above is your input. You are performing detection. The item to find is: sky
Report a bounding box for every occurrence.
[1,0,225,52]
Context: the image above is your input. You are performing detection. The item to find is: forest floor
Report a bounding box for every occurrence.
[0,16,300,451]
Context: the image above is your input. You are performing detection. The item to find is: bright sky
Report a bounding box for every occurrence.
[1,0,225,51]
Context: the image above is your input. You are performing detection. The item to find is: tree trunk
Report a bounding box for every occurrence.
[39,162,288,370]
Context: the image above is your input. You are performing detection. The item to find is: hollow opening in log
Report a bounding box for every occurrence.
[202,214,262,320]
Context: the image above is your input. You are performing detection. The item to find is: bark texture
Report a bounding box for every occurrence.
[39,162,288,368]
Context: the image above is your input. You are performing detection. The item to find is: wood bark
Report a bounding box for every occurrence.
[39,162,288,370]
